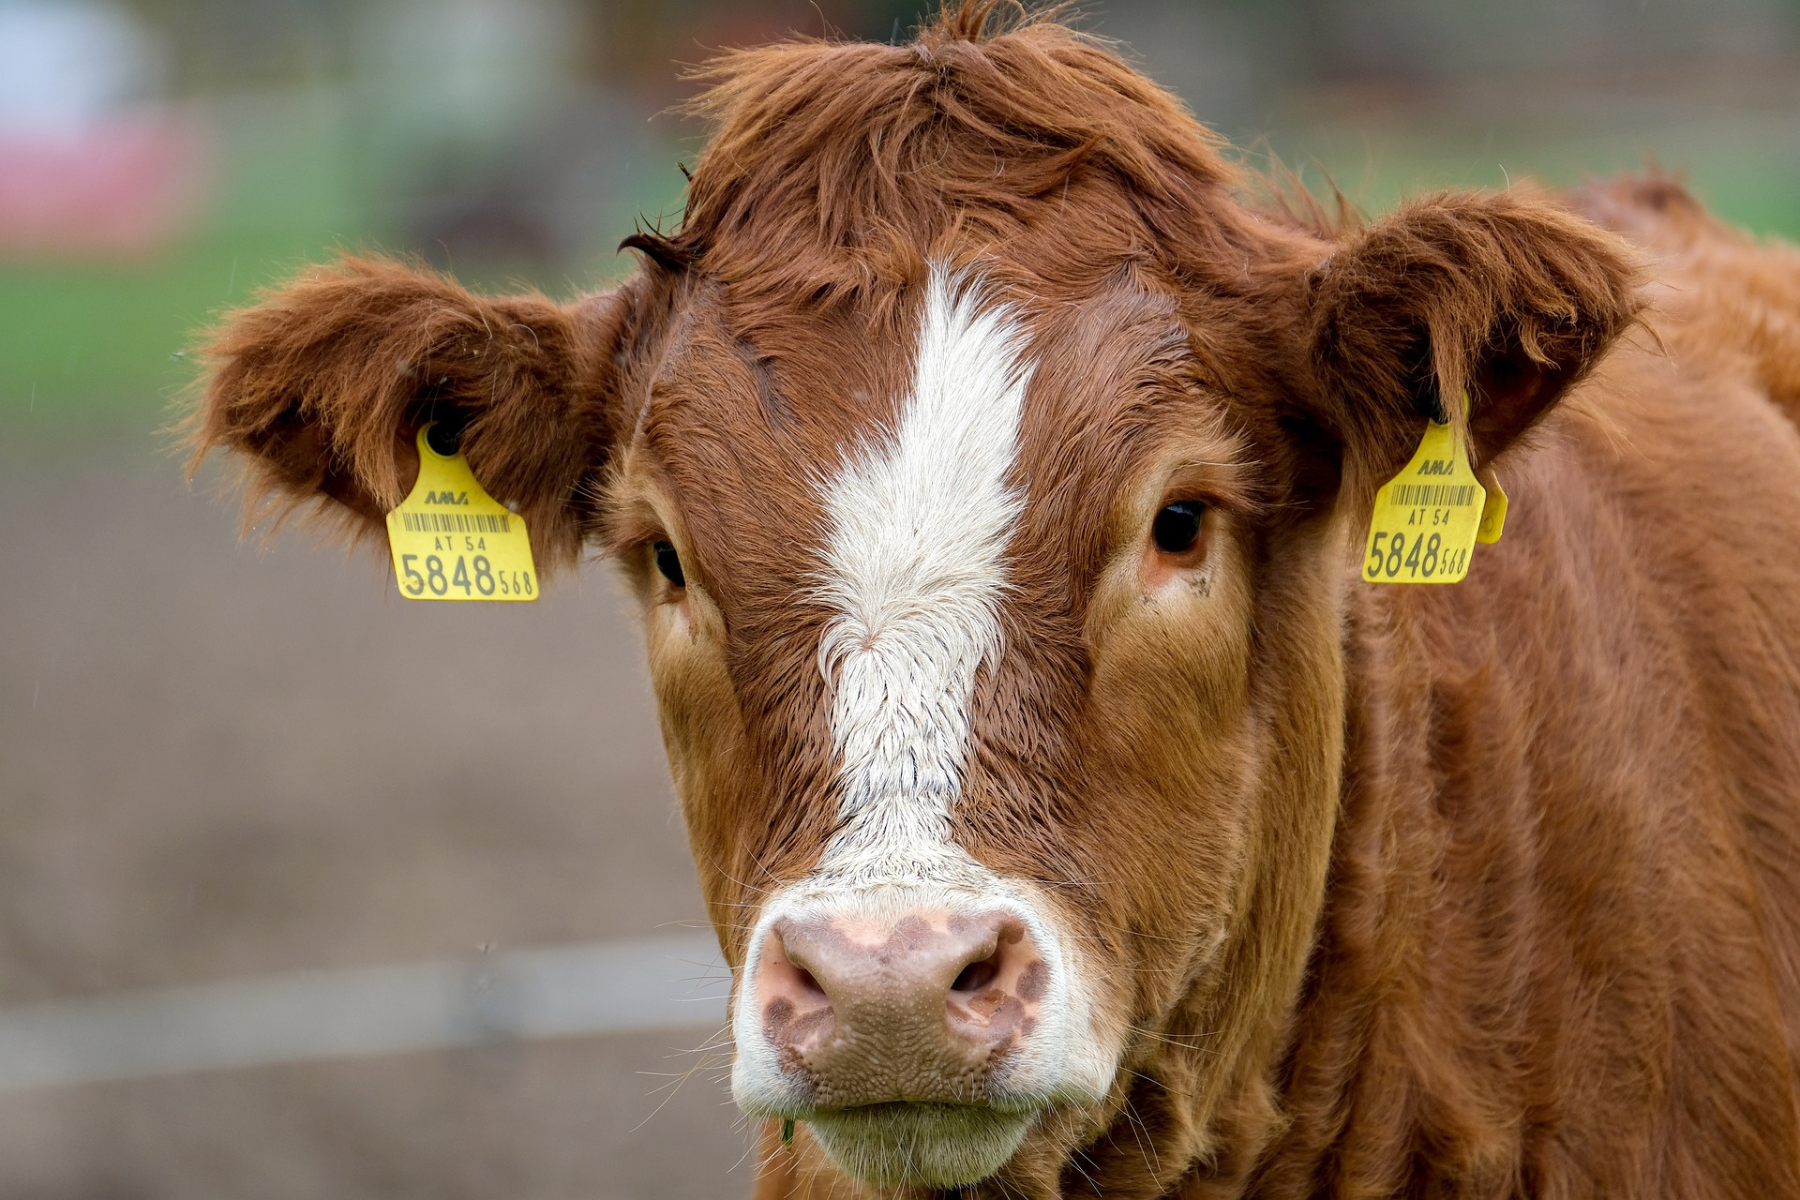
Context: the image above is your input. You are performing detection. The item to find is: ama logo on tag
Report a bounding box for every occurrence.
[425,491,469,505]
[1419,460,1456,476]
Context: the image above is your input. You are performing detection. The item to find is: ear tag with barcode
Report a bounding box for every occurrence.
[385,425,538,602]
[1362,418,1487,584]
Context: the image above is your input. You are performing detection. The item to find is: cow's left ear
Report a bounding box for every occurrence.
[1303,190,1640,494]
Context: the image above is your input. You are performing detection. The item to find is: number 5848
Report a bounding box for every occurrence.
[399,553,531,598]
[1367,531,1443,579]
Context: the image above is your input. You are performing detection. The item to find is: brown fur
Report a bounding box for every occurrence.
[190,5,1800,1197]
[191,256,643,571]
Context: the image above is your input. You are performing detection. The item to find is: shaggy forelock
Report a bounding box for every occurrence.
[624,1,1242,301]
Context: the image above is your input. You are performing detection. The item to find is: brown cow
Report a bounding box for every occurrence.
[190,5,1800,1197]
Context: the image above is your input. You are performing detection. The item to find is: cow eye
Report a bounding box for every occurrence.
[1151,501,1205,554]
[653,540,685,587]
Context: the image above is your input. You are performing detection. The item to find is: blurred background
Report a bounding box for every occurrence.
[2,1,1797,1196]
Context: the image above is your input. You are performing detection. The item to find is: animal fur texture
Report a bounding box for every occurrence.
[190,4,1800,1197]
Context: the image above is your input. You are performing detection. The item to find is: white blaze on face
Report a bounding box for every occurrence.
[811,267,1031,889]
[730,268,1114,1131]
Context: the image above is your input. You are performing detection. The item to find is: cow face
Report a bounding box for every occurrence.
[194,13,1636,1195]
[605,264,1308,1187]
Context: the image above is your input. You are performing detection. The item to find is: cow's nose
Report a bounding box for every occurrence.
[752,911,1046,1107]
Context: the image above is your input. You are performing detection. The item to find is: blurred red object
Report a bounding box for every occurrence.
[0,109,213,260]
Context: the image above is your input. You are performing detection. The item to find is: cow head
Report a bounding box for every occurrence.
[193,7,1636,1194]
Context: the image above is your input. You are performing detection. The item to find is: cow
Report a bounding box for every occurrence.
[189,4,1800,1197]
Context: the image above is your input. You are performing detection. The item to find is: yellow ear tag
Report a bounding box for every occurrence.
[1363,418,1487,584]
[384,425,538,601]
[1476,476,1507,544]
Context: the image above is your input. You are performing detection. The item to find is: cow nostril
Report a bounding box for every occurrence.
[951,953,1000,994]
[793,965,826,998]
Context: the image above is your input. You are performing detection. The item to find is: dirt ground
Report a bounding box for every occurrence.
[0,429,752,1199]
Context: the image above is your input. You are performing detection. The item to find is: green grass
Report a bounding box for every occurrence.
[0,88,688,435]
[1272,109,1800,241]
[4,99,1795,436]
[1,233,335,432]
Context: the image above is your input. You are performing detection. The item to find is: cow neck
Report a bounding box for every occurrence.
[1241,575,1512,1195]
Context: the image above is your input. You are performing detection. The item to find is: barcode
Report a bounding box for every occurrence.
[399,512,511,534]
[1392,484,1477,508]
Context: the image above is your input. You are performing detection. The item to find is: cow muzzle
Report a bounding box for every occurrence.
[756,909,1043,1106]
[731,890,1108,1187]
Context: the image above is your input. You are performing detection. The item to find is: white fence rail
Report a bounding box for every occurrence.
[0,934,729,1092]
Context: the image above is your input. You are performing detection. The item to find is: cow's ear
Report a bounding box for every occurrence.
[1303,191,1640,496]
[191,256,642,577]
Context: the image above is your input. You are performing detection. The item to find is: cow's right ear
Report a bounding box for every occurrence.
[191,256,641,575]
